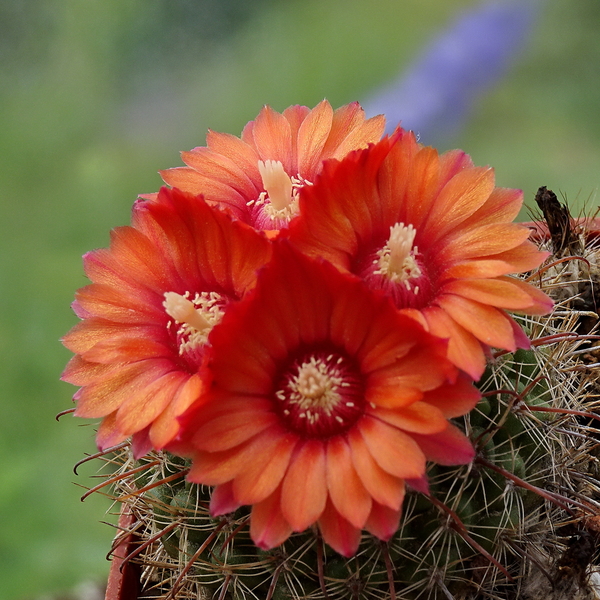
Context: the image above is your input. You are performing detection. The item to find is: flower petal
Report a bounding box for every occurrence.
[409,423,475,466]
[348,428,405,509]
[232,427,297,505]
[318,498,362,557]
[358,415,426,479]
[436,294,516,350]
[281,439,328,531]
[369,401,448,435]
[364,502,402,541]
[326,436,372,529]
[250,486,293,550]
[210,481,242,516]
[420,374,481,419]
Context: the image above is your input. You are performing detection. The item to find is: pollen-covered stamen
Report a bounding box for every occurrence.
[374,222,422,291]
[163,291,225,355]
[275,352,364,437]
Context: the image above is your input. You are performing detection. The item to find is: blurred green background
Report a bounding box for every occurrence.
[1,0,598,598]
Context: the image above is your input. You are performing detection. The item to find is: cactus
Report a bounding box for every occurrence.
[78,204,600,600]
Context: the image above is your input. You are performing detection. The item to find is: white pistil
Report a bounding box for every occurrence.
[163,291,224,355]
[163,292,211,332]
[258,160,293,211]
[374,222,422,291]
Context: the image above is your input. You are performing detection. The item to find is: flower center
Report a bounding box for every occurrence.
[274,351,364,438]
[250,160,311,223]
[163,291,225,356]
[374,223,422,293]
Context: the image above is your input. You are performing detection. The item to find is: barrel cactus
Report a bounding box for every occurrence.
[62,102,600,600]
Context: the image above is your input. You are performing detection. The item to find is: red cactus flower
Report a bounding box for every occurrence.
[61,187,272,455]
[285,131,553,379]
[158,100,385,232]
[180,241,479,556]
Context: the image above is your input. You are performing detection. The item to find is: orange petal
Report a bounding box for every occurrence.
[460,186,523,229]
[420,374,481,419]
[281,439,327,531]
[369,402,448,435]
[250,485,293,549]
[441,277,540,310]
[422,306,486,379]
[445,242,550,279]
[74,361,168,418]
[424,166,496,238]
[326,436,372,529]
[181,148,258,199]
[206,130,262,188]
[61,355,117,387]
[503,277,553,315]
[358,416,426,479]
[149,373,206,449]
[318,498,361,557]
[348,429,405,509]
[251,106,293,174]
[96,411,128,450]
[436,294,516,351]
[232,427,297,505]
[364,501,402,541]
[210,481,242,516]
[192,408,278,452]
[187,445,251,486]
[438,223,532,263]
[409,423,475,466]
[297,99,334,175]
[367,342,454,408]
[324,103,385,160]
[116,370,187,436]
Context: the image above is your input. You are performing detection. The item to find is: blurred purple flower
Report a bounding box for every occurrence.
[364,0,543,144]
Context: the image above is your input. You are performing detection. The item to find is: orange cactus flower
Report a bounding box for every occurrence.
[180,241,479,556]
[159,100,385,232]
[285,131,553,379]
[61,187,272,456]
